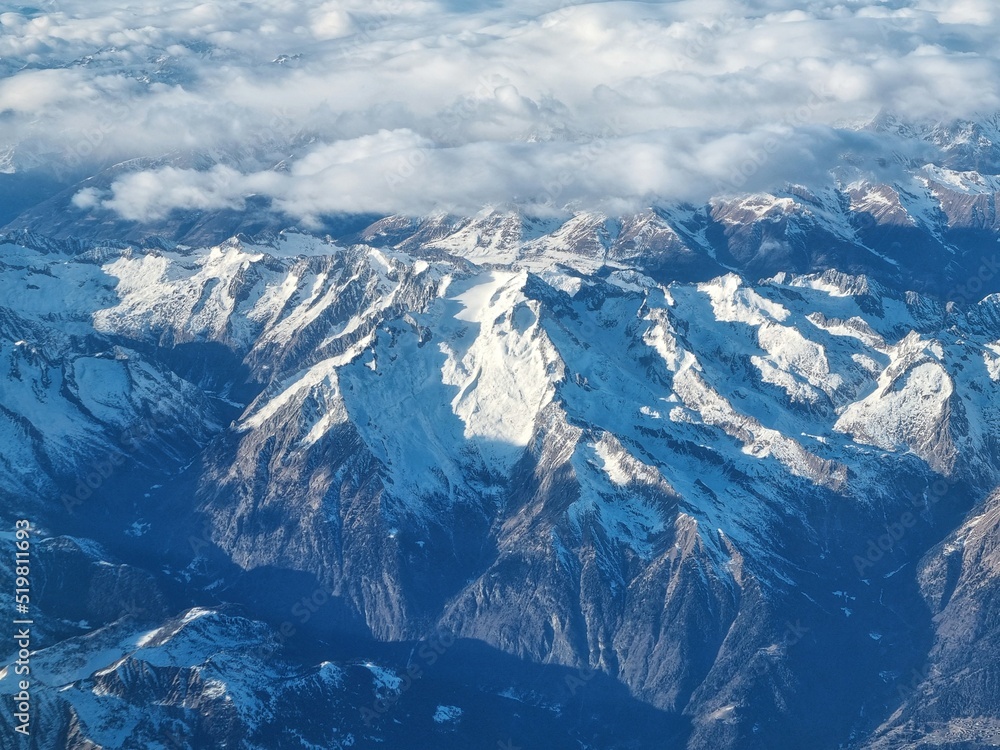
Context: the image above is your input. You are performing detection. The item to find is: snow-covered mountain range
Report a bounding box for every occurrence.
[3,117,1000,749]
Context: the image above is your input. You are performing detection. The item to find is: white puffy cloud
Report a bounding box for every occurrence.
[101,166,249,221]
[0,0,996,221]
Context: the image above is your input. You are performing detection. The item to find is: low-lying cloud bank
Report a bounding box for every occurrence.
[1,0,997,221]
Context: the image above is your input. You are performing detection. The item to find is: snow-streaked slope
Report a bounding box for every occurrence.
[0,606,373,750]
[11,229,1000,573]
[0,244,223,511]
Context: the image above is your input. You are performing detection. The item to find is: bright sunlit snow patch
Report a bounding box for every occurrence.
[440,271,563,473]
[699,275,791,325]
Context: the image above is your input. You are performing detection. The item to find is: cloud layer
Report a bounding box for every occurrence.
[1,0,998,221]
